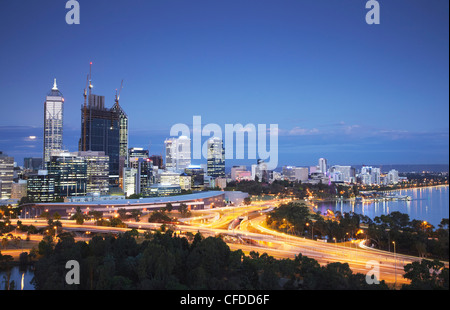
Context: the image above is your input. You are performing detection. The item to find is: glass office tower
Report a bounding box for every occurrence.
[27,170,56,202]
[206,137,225,178]
[0,151,14,199]
[80,94,120,186]
[164,136,191,172]
[43,79,64,163]
[47,152,87,199]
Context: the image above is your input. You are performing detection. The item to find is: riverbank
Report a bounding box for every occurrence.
[314,185,449,227]
[309,184,449,204]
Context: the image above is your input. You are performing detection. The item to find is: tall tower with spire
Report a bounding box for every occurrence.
[43,79,64,163]
[111,80,128,189]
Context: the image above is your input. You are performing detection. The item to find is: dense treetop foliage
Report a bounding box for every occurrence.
[31,231,396,290]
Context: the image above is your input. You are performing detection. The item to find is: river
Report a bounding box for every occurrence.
[0,265,35,290]
[315,185,449,227]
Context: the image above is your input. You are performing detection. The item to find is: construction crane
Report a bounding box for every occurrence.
[115,79,123,108]
[89,62,93,96]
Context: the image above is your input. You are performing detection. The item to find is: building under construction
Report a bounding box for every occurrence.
[79,63,128,188]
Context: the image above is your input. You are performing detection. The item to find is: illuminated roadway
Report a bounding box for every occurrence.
[17,199,449,286]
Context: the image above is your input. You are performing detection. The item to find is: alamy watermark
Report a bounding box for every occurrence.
[365,260,381,285]
[65,0,80,25]
[366,0,381,25]
[170,116,279,170]
[65,1,380,26]
[65,260,80,285]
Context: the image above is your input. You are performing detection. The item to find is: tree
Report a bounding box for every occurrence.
[0,251,13,266]
[130,210,142,222]
[39,211,51,221]
[88,210,103,222]
[179,203,190,218]
[18,196,34,206]
[71,207,86,225]
[1,238,8,249]
[165,203,173,213]
[148,211,172,223]
[127,194,141,199]
[53,212,61,220]
[117,208,128,220]
[243,197,251,206]
[402,259,449,290]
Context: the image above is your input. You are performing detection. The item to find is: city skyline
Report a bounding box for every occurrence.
[0,0,448,168]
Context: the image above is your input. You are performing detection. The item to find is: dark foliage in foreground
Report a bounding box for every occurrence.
[32,232,392,290]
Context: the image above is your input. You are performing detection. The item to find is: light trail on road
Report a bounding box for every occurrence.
[17,199,449,286]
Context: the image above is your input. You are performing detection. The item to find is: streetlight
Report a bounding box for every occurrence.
[306,222,315,240]
[422,221,428,234]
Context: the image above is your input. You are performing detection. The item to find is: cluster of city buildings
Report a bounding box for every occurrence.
[228,157,403,186]
[0,74,404,206]
[0,74,226,205]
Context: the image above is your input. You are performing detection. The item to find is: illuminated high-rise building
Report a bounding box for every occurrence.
[129,157,153,195]
[111,86,128,188]
[47,151,87,199]
[0,151,14,199]
[78,151,109,195]
[206,137,225,178]
[318,158,328,176]
[79,67,126,187]
[128,148,149,165]
[43,79,64,163]
[165,136,191,172]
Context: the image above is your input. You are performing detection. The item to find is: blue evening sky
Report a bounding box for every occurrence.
[0,0,448,168]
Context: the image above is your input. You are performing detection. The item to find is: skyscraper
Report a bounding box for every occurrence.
[80,68,125,187]
[387,169,399,185]
[206,137,225,178]
[0,151,14,199]
[123,167,137,197]
[318,158,328,176]
[80,95,120,186]
[78,151,110,195]
[184,165,205,190]
[111,82,129,188]
[47,151,87,199]
[43,79,64,163]
[329,165,355,183]
[359,166,381,185]
[27,170,56,203]
[252,159,269,183]
[164,136,191,172]
[129,158,153,195]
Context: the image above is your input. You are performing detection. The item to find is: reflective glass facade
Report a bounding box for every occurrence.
[47,153,87,199]
[206,137,225,178]
[44,85,64,163]
[81,94,121,186]
[0,152,14,199]
[27,172,56,203]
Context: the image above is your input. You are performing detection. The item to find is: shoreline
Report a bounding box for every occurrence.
[310,184,449,204]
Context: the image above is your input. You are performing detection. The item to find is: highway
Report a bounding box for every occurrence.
[14,199,449,286]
